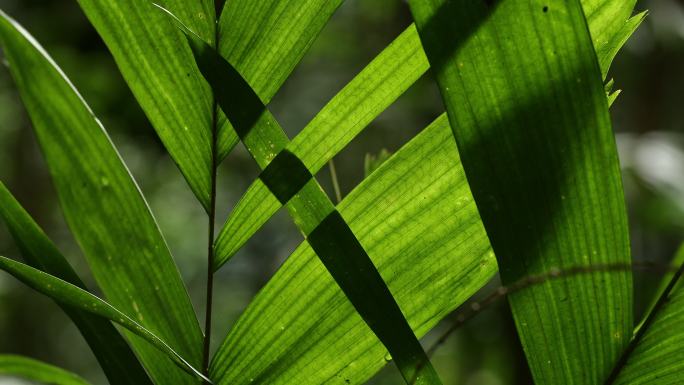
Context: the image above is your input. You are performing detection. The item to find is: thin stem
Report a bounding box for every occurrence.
[202,12,221,378]
[328,158,342,204]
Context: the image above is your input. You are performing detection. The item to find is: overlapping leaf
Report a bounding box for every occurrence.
[214,0,644,269]
[172,17,441,383]
[0,11,202,385]
[0,355,91,385]
[209,114,495,385]
[0,181,152,385]
[0,257,208,382]
[408,0,632,383]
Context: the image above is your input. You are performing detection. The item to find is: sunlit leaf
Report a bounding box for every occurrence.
[408,0,632,383]
[0,10,202,385]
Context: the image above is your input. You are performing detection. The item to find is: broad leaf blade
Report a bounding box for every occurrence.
[209,115,496,385]
[614,245,684,384]
[175,21,441,384]
[0,355,91,385]
[75,0,216,210]
[0,257,209,383]
[408,0,632,383]
[0,11,202,385]
[0,181,153,385]
[214,0,641,268]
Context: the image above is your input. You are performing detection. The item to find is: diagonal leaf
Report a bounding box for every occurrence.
[0,257,210,383]
[408,0,632,383]
[0,355,91,385]
[0,181,153,385]
[610,244,684,384]
[214,0,643,268]
[0,10,202,385]
[209,114,496,385]
[170,16,441,384]
[214,0,345,160]
[75,0,217,210]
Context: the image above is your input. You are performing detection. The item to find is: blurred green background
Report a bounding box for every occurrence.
[0,1,682,384]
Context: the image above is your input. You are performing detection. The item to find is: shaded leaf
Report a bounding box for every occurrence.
[0,10,202,385]
[0,181,153,385]
[0,257,209,383]
[0,355,91,385]
[408,0,632,383]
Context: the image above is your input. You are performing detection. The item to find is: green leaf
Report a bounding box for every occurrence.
[610,245,684,384]
[75,0,216,209]
[408,0,632,384]
[170,16,440,384]
[0,257,210,383]
[214,0,640,268]
[0,181,153,385]
[0,355,91,385]
[209,114,496,385]
[0,10,202,385]
[214,0,344,159]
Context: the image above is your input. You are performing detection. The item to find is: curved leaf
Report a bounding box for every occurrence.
[0,10,202,385]
[0,257,209,383]
[0,181,153,385]
[0,355,91,385]
[408,0,632,383]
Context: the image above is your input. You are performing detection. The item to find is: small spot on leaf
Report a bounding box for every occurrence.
[543,6,549,13]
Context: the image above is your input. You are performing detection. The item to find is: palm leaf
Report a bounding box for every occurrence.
[0,355,91,385]
[0,181,153,385]
[408,0,633,383]
[167,13,441,383]
[0,257,209,383]
[0,10,202,384]
[214,0,643,269]
[209,114,495,385]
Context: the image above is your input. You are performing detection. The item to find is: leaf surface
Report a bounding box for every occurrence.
[0,10,202,385]
[214,0,642,267]
[0,355,91,385]
[0,181,153,385]
[210,114,495,385]
[408,0,632,383]
[172,19,441,384]
[0,257,209,383]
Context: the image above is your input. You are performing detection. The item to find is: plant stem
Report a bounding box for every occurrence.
[202,13,221,378]
[328,158,342,204]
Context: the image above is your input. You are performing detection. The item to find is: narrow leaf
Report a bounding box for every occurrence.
[0,257,210,383]
[214,0,642,268]
[0,355,91,385]
[0,10,202,385]
[172,17,441,384]
[611,245,684,384]
[0,181,153,385]
[75,0,216,209]
[209,115,496,385]
[408,1,632,384]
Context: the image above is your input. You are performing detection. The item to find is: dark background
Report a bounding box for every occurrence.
[0,1,682,384]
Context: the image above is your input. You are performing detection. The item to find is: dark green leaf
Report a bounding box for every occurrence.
[0,257,209,383]
[0,181,153,385]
